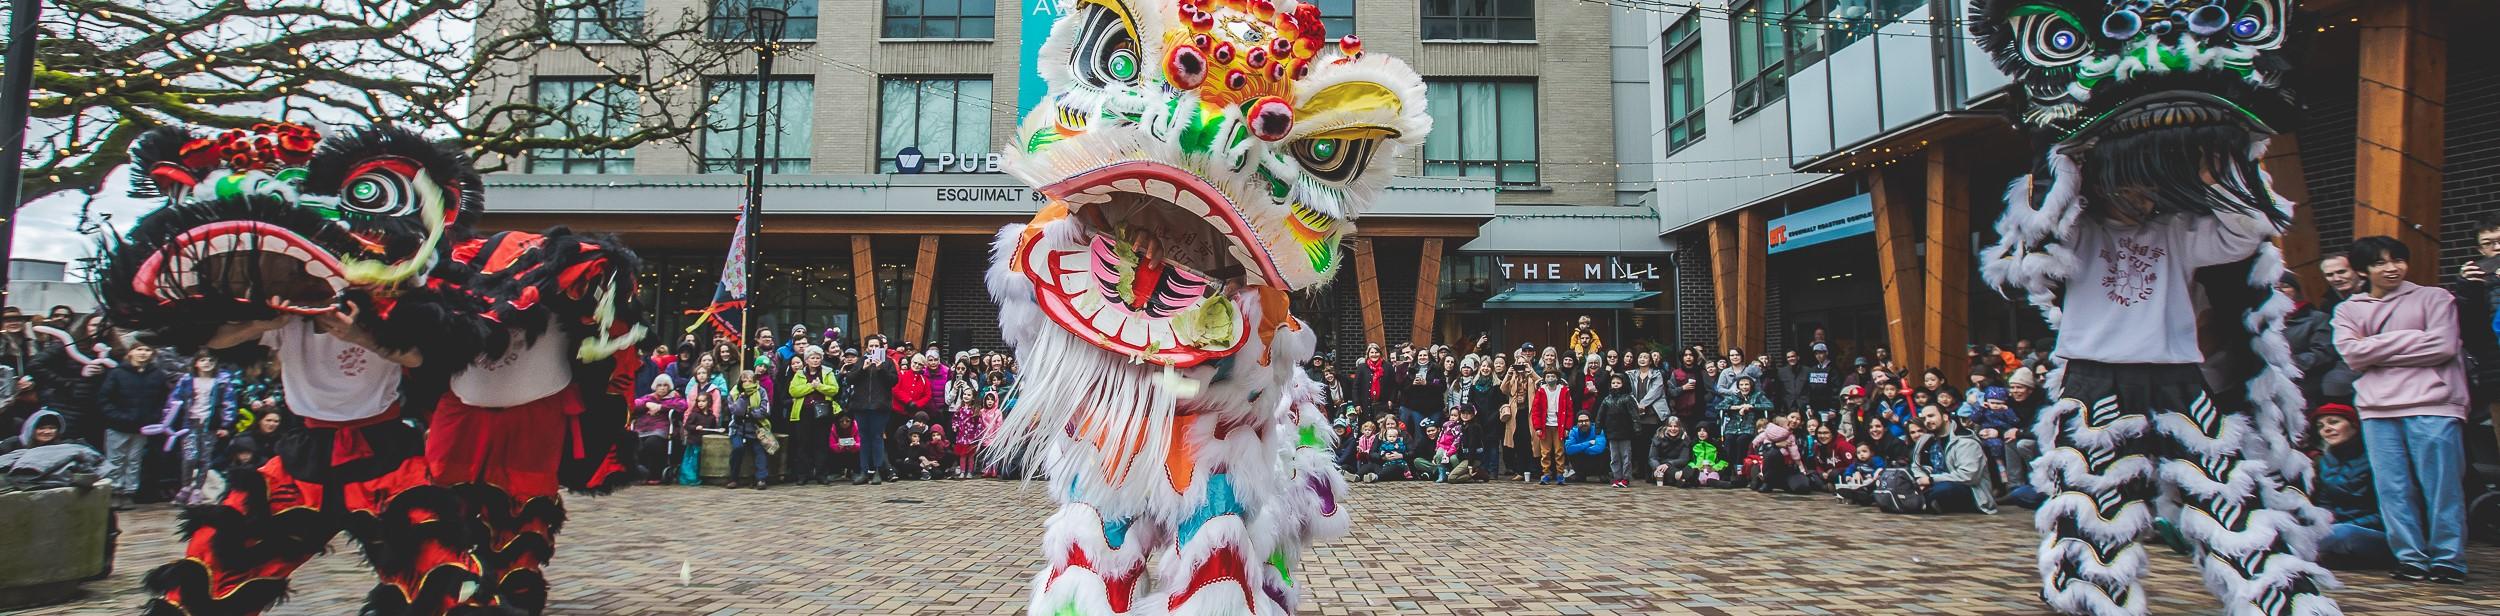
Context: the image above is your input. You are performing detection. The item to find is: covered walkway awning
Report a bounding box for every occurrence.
[1480,282,1660,310]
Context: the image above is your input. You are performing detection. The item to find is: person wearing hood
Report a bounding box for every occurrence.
[2305,404,2391,569]
[0,408,72,454]
[1908,404,1994,514]
[2330,237,2470,584]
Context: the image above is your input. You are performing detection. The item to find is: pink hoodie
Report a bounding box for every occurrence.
[2331,281,2468,419]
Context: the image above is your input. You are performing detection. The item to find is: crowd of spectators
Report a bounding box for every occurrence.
[625,324,1020,489]
[4,227,2493,585]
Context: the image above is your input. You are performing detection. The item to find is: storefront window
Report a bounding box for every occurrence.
[636,253,857,343]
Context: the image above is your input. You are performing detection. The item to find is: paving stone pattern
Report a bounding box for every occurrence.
[23,481,2495,615]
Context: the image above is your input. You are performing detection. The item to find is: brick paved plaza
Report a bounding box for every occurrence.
[24,480,2495,615]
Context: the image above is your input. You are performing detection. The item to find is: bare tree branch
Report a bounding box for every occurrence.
[8,0,746,205]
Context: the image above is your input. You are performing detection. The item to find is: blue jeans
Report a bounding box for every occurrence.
[728,435,768,482]
[857,410,893,474]
[2362,415,2467,573]
[2316,523,2393,569]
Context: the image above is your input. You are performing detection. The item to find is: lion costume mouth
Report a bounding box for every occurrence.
[2062,90,2272,144]
[1016,161,1283,367]
[132,220,351,315]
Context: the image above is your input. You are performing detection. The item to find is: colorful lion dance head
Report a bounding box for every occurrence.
[99,124,482,349]
[999,0,1428,369]
[1969,0,2300,223]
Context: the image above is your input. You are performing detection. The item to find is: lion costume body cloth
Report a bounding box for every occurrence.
[984,1,1427,614]
[99,123,645,616]
[1969,1,2340,615]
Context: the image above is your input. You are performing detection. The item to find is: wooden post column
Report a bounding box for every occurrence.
[1924,148,1972,380]
[2353,0,2447,282]
[902,235,939,345]
[850,234,881,338]
[1869,165,1925,372]
[1709,213,1768,356]
[1351,237,1386,347]
[1411,237,1445,348]
[2264,133,2327,302]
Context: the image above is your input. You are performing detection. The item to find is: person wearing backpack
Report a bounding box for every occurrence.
[1907,405,1995,514]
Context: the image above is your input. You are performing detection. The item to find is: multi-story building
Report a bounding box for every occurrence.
[1630,0,2500,380]
[474,0,1670,358]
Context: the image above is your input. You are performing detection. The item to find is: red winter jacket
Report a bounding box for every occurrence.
[892,369,933,414]
[1528,383,1575,436]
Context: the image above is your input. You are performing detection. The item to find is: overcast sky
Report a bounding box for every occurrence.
[14,168,156,268]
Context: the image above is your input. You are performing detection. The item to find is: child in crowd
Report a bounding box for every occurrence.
[1362,426,1413,482]
[826,414,862,482]
[1833,446,1886,505]
[1969,387,2021,483]
[725,371,771,489]
[927,424,954,479]
[897,432,939,480]
[1433,417,1466,483]
[953,390,997,478]
[1686,425,1730,488]
[1339,420,1378,475]
[164,353,239,505]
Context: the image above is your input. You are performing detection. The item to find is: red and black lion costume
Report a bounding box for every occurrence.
[98,123,646,616]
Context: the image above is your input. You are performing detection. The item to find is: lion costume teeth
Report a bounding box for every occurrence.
[987,1,1427,614]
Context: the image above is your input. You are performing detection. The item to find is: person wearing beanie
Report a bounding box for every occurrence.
[2306,403,2392,569]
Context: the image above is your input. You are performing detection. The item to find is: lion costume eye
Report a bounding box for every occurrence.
[2229,0,2285,50]
[340,158,423,217]
[2011,5,2090,67]
[1291,137,1381,183]
[1072,4,1141,88]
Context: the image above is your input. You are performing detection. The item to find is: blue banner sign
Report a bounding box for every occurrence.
[1766,193,1874,255]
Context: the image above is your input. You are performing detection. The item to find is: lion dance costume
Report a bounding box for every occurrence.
[985,1,1426,614]
[1970,1,2340,614]
[99,123,644,616]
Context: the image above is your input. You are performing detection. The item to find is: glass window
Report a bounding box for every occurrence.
[1311,0,1355,38]
[549,0,644,42]
[1422,80,1538,185]
[1421,0,1534,42]
[1730,0,1790,117]
[882,0,997,39]
[702,78,814,174]
[878,77,995,172]
[710,0,821,40]
[1661,16,1705,153]
[529,79,639,174]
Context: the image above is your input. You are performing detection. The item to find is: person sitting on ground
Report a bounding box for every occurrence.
[1833,445,1887,505]
[2308,403,2394,569]
[1338,419,1376,474]
[1650,417,1694,487]
[1432,416,1467,483]
[1563,412,1606,483]
[1457,405,1499,480]
[1808,419,1855,487]
[1750,411,1814,493]
[1685,425,1731,488]
[1362,426,1414,482]
[1908,405,1997,514]
[896,431,940,480]
[0,409,73,455]
[1970,387,2022,484]
[825,413,862,482]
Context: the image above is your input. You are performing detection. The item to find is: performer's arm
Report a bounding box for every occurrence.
[2181,208,2278,267]
[315,303,422,368]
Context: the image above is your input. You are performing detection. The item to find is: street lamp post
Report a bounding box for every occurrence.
[0,0,46,304]
[741,3,787,363]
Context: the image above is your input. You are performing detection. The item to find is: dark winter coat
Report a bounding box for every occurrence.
[29,346,104,436]
[846,354,901,416]
[1650,429,1694,469]
[99,364,173,433]
[1598,391,1640,436]
[2313,440,2381,530]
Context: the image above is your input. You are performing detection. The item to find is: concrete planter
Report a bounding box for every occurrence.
[0,482,113,610]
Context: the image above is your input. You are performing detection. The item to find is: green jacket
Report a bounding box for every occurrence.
[1689,439,1729,471]
[785,367,842,422]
